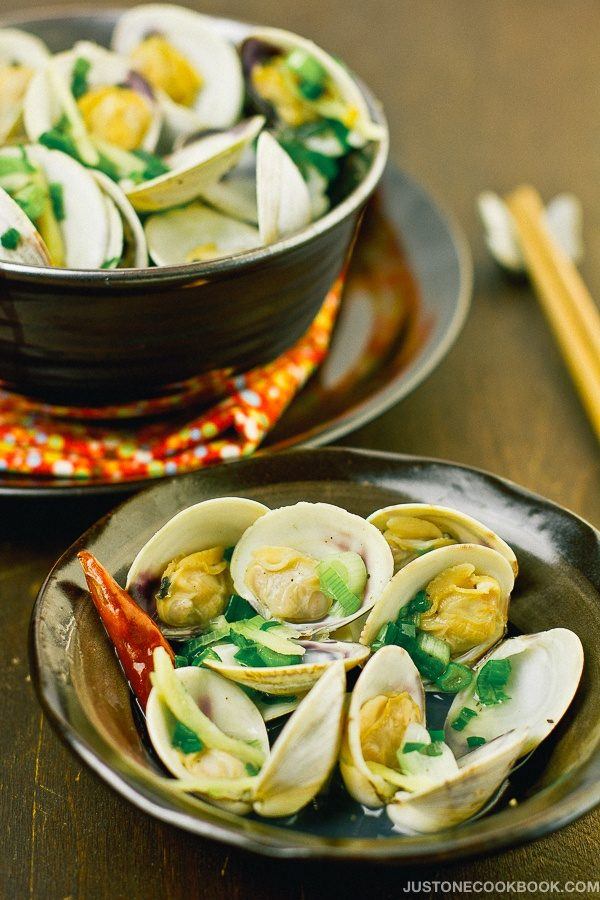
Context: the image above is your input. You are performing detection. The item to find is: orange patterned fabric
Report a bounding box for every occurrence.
[0,279,342,482]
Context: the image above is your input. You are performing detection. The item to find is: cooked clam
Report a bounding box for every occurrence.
[145,202,260,266]
[0,144,111,268]
[445,628,584,758]
[146,649,269,814]
[24,41,163,164]
[340,645,426,807]
[367,503,518,576]
[256,130,311,243]
[91,170,149,268]
[240,26,384,146]
[126,497,269,638]
[0,29,50,145]
[203,637,369,695]
[0,185,50,266]
[386,729,526,834]
[147,648,346,817]
[230,501,394,635]
[123,115,264,212]
[112,4,244,142]
[360,544,515,669]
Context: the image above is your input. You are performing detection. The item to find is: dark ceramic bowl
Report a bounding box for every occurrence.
[31,447,600,862]
[0,8,388,406]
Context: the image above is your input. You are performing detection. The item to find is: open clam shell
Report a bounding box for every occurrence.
[340,645,425,808]
[203,638,369,695]
[256,130,311,244]
[367,503,518,576]
[0,186,51,266]
[0,144,111,268]
[230,501,394,636]
[0,28,50,144]
[445,628,584,758]
[146,664,269,814]
[253,659,346,816]
[144,201,261,266]
[91,170,149,268]
[386,729,527,834]
[124,115,264,212]
[24,41,163,154]
[199,149,258,225]
[112,3,244,143]
[126,496,269,637]
[360,544,515,667]
[240,26,385,146]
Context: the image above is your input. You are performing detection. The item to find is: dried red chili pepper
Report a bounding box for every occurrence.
[78,550,174,709]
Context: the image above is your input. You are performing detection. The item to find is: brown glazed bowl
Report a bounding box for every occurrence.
[0,8,388,406]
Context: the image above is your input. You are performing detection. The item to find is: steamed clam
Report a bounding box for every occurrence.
[123,115,265,213]
[240,26,384,146]
[340,645,427,807]
[230,501,394,635]
[0,144,111,268]
[367,503,518,575]
[112,4,244,142]
[0,29,50,145]
[126,496,269,638]
[24,41,163,163]
[360,544,515,675]
[445,628,584,757]
[146,647,346,816]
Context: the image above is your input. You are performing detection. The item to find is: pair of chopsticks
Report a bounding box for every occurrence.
[505,186,600,442]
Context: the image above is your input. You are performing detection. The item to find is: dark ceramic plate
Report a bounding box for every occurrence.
[0,166,471,497]
[31,447,600,862]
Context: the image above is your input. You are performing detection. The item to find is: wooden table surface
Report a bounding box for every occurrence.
[2,0,599,896]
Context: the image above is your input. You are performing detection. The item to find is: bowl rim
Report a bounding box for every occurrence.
[30,446,600,862]
[0,4,390,286]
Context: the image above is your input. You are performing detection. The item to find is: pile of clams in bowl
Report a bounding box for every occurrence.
[78,497,584,832]
[0,4,386,270]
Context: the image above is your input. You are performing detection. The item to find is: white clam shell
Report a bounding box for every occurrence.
[0,28,50,144]
[124,115,264,213]
[478,190,583,272]
[145,201,261,267]
[0,144,111,269]
[0,186,50,266]
[339,645,425,808]
[244,26,385,146]
[253,659,346,816]
[126,496,269,599]
[359,544,515,667]
[367,503,518,576]
[386,729,527,833]
[203,638,369,695]
[91,170,149,268]
[112,4,244,136]
[445,628,584,758]
[256,131,311,244]
[146,665,269,814]
[23,42,163,153]
[230,501,394,636]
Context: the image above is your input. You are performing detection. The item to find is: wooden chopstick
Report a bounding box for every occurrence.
[505,185,600,441]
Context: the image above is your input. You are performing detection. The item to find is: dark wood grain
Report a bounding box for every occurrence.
[1,0,599,897]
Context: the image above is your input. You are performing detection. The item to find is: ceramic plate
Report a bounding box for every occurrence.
[31,448,600,862]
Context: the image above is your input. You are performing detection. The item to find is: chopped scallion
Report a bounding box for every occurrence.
[451,706,478,732]
[71,56,91,99]
[467,735,486,749]
[402,742,427,754]
[49,182,65,221]
[435,662,473,693]
[318,560,362,617]
[1,227,21,250]
[172,720,203,754]
[476,658,512,706]
[224,594,255,622]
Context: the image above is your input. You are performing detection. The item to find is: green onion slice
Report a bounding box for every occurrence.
[451,706,478,732]
[435,662,474,693]
[476,658,512,706]
[467,735,486,749]
[172,720,204,754]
